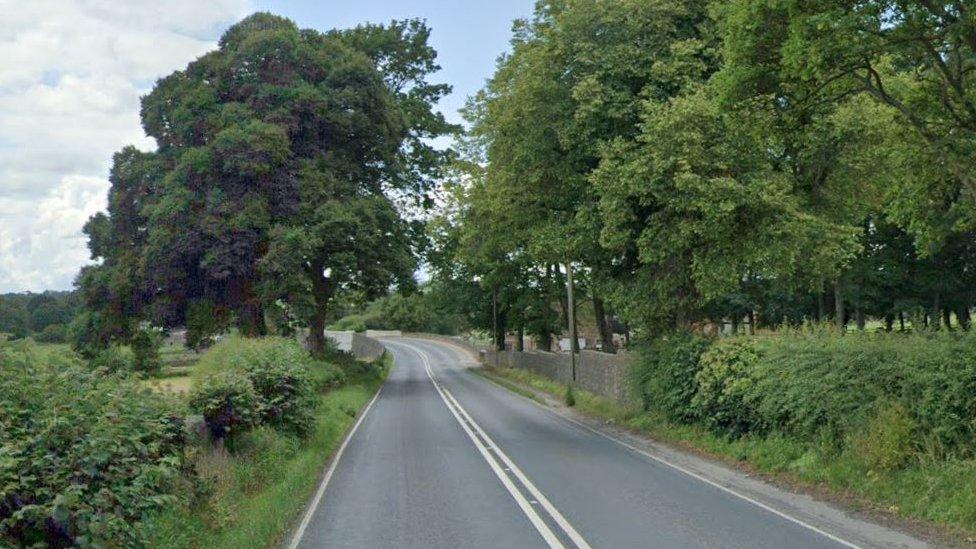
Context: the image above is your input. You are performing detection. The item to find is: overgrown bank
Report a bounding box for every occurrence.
[484,329,976,539]
[0,337,388,547]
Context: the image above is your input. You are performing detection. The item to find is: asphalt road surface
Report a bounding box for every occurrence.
[291,337,927,549]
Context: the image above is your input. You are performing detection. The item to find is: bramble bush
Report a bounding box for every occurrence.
[630,332,710,421]
[192,337,319,439]
[0,343,184,547]
[189,370,263,441]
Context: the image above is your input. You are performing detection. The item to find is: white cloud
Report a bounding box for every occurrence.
[0,0,250,292]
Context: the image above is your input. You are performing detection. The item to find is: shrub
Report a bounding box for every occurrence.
[0,344,184,547]
[747,330,976,457]
[193,337,319,437]
[185,299,228,350]
[327,314,367,333]
[88,344,134,374]
[310,359,347,391]
[189,370,263,440]
[630,332,711,421]
[34,323,67,343]
[692,338,765,437]
[131,326,164,375]
[851,401,916,471]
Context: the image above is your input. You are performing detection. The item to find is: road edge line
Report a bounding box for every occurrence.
[472,368,864,549]
[287,384,384,549]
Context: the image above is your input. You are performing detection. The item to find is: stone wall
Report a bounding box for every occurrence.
[401,332,635,404]
[485,347,635,404]
[324,330,385,361]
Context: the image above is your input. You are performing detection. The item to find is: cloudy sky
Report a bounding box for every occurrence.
[0,0,531,293]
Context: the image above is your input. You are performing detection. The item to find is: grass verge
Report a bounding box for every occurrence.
[479,366,976,541]
[144,353,391,548]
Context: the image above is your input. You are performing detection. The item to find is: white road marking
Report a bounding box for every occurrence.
[288,385,384,549]
[471,367,865,549]
[398,342,591,549]
[440,386,592,549]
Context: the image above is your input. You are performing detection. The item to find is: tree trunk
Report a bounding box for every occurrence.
[747,310,756,335]
[515,325,524,352]
[855,307,865,331]
[958,306,972,331]
[899,312,905,332]
[730,316,739,335]
[834,279,846,333]
[306,263,333,357]
[943,308,953,331]
[537,331,552,352]
[816,287,826,321]
[593,296,615,353]
[308,306,327,356]
[494,309,507,351]
[931,293,941,331]
[884,314,894,332]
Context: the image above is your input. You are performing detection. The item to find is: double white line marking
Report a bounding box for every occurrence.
[398,341,591,549]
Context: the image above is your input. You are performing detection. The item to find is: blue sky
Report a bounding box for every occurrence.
[253,0,534,128]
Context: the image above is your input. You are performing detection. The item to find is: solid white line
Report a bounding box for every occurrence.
[472,371,863,549]
[440,386,592,549]
[389,340,566,549]
[288,384,384,549]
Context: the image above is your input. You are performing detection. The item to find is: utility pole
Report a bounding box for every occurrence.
[492,282,499,368]
[565,262,577,383]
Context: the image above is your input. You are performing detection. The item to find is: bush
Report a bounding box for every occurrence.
[630,332,711,421]
[692,338,765,437]
[747,330,976,457]
[190,370,263,440]
[34,323,67,343]
[193,337,319,437]
[851,401,916,471]
[0,343,184,547]
[88,344,134,374]
[327,314,367,333]
[131,327,164,375]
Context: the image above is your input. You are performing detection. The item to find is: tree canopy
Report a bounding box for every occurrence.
[78,13,453,354]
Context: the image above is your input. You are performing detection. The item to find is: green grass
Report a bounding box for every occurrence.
[483,366,976,539]
[144,353,390,548]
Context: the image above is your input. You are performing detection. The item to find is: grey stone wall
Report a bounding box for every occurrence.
[485,347,635,404]
[324,330,385,361]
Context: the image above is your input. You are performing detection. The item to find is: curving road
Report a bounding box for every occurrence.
[290,337,929,549]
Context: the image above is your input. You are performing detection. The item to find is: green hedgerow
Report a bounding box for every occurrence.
[692,337,765,437]
[630,331,711,421]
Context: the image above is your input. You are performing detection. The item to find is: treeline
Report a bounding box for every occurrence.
[73,13,453,357]
[429,0,976,341]
[0,291,77,342]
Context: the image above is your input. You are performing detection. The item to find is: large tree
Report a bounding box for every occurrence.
[79,13,452,354]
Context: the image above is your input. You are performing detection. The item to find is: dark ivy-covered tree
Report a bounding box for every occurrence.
[78,13,453,355]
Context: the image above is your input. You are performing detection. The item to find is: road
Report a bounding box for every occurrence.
[291,337,928,549]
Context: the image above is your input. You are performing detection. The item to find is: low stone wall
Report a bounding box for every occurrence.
[350,332,385,361]
[401,332,483,362]
[324,330,385,361]
[485,348,634,404]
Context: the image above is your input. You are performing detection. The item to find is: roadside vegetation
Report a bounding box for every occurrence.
[0,336,386,547]
[484,326,976,537]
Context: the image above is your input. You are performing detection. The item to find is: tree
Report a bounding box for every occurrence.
[79,13,453,355]
[718,0,976,246]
